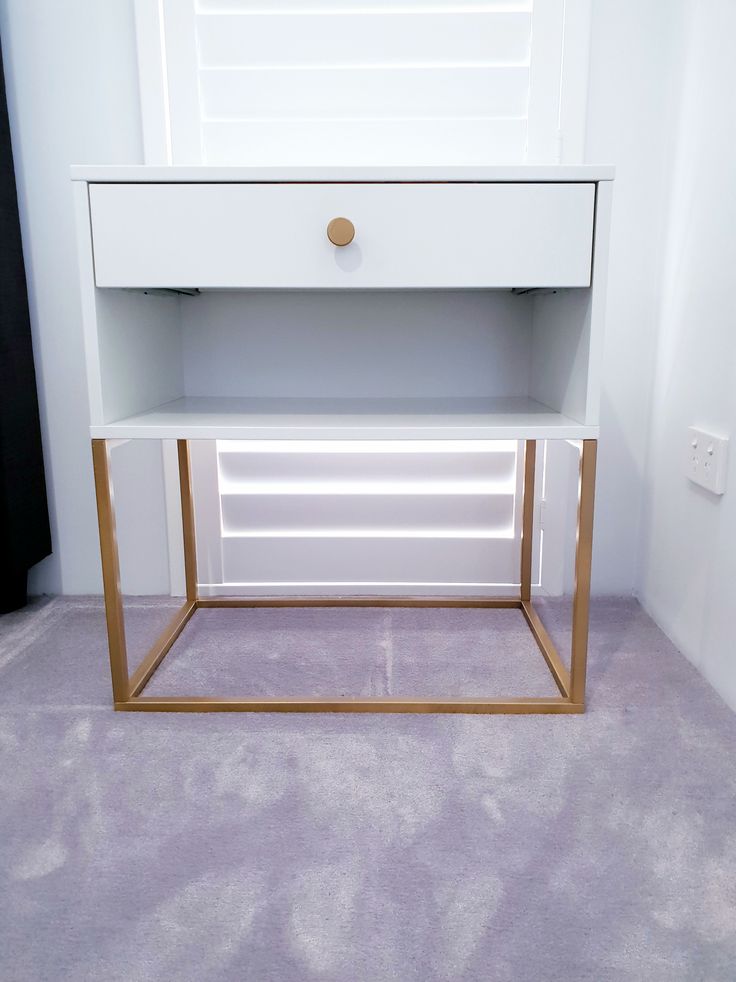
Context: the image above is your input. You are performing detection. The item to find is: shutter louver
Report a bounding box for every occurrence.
[161,0,565,165]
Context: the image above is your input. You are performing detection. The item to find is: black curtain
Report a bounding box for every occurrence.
[0,44,51,612]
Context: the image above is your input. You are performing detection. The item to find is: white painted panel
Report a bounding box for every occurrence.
[198,0,532,12]
[526,0,565,162]
[200,66,529,120]
[218,445,517,488]
[557,0,592,163]
[93,290,184,424]
[202,119,528,166]
[196,12,531,67]
[529,186,611,425]
[73,165,614,181]
[161,0,202,163]
[90,396,598,441]
[529,289,592,424]
[110,441,171,596]
[134,0,172,164]
[161,440,186,597]
[89,182,595,289]
[190,439,224,588]
[197,582,526,598]
[583,180,613,425]
[181,291,532,401]
[73,182,104,424]
[537,437,579,596]
[190,432,541,596]
[221,493,515,534]
[221,535,520,584]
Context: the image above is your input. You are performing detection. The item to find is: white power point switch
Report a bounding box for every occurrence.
[687,427,729,495]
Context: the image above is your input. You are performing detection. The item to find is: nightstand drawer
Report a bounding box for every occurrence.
[89,182,595,289]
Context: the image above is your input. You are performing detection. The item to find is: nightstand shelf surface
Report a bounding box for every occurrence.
[91,396,598,442]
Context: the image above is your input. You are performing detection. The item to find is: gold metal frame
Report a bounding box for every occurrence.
[91,438,597,714]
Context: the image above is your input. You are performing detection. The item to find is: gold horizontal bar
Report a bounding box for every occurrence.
[196,596,523,609]
[520,600,570,698]
[117,695,582,715]
[127,600,197,698]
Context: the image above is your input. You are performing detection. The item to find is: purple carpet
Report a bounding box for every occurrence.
[1,596,735,981]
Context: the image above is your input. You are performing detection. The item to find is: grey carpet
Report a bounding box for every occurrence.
[1,596,735,982]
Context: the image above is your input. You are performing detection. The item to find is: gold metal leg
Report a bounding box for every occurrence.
[520,439,536,603]
[93,437,597,715]
[92,439,197,703]
[91,439,130,702]
[520,601,571,698]
[119,695,582,714]
[569,439,597,705]
[177,440,198,603]
[127,601,196,698]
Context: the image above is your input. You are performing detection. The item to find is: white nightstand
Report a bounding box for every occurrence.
[72,165,613,714]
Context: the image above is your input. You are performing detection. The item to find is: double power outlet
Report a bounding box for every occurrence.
[687,427,729,495]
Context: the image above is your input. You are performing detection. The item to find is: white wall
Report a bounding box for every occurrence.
[584,0,689,592]
[637,0,736,710]
[0,0,170,594]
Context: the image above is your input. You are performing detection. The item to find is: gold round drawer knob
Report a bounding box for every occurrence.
[327,217,355,247]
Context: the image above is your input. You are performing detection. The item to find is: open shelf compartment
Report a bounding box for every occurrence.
[84,289,602,442]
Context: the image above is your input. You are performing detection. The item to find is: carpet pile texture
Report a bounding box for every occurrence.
[1,596,735,981]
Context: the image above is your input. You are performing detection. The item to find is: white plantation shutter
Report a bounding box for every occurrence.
[189,440,541,597]
[135,0,589,596]
[140,0,590,167]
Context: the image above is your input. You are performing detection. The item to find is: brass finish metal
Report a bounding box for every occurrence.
[327,216,355,246]
[520,439,536,602]
[569,439,597,705]
[177,440,198,603]
[92,439,130,702]
[117,696,585,714]
[521,600,570,697]
[197,596,521,609]
[128,600,196,698]
[92,436,598,715]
